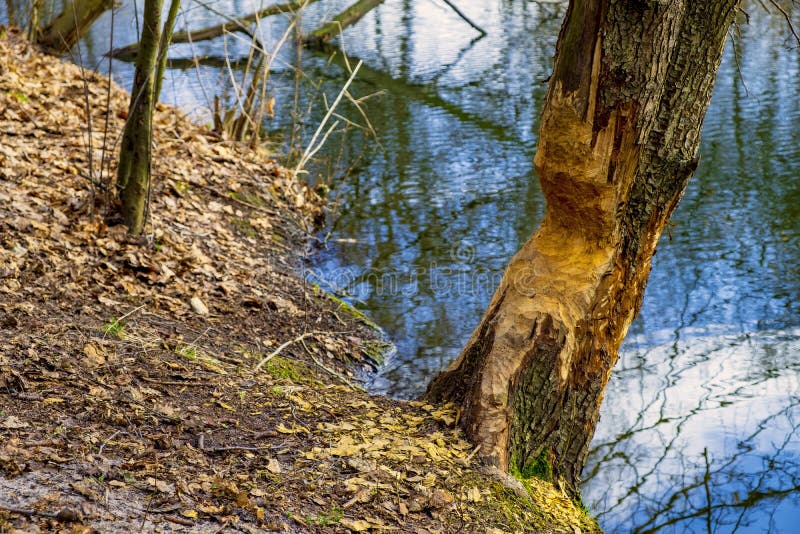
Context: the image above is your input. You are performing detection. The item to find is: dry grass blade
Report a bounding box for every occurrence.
[292,60,363,177]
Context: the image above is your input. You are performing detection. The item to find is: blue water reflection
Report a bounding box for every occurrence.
[3,0,797,531]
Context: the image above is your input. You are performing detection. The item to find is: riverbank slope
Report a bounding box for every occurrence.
[0,29,598,533]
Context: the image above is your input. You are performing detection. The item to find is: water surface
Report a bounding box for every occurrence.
[4,1,798,531]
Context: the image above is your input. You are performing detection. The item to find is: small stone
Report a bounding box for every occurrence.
[190,296,209,315]
[266,458,282,474]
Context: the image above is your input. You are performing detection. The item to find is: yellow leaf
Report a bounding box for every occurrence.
[288,393,312,411]
[216,400,236,411]
[182,509,198,519]
[341,519,371,531]
[277,423,308,434]
[330,436,363,457]
[197,504,223,514]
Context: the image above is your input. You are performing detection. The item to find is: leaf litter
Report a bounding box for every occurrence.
[0,29,598,533]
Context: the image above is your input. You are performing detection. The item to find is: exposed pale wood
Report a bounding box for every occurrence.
[426,0,740,496]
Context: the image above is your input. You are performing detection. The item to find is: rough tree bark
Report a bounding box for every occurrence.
[116,0,180,234]
[426,0,740,496]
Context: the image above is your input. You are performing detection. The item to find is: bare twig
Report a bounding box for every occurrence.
[462,444,482,464]
[98,429,124,455]
[767,0,800,46]
[164,514,195,526]
[437,0,486,36]
[303,0,384,46]
[98,3,115,200]
[70,0,96,221]
[187,179,279,215]
[254,332,317,370]
[300,338,362,391]
[137,376,207,386]
[761,0,800,44]
[204,445,275,453]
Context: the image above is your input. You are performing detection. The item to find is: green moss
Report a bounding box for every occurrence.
[306,506,343,527]
[449,471,597,533]
[173,180,190,195]
[513,449,553,483]
[263,356,318,385]
[11,91,29,103]
[230,190,267,207]
[322,290,380,332]
[360,340,393,366]
[231,217,257,238]
[264,357,299,381]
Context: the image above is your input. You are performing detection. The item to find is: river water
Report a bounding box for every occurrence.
[5,0,799,531]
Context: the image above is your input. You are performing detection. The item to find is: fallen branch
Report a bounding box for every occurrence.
[164,514,195,526]
[204,445,275,453]
[188,179,280,216]
[98,430,125,455]
[38,0,114,52]
[254,332,317,371]
[304,341,363,391]
[0,504,82,523]
[137,375,207,386]
[303,0,385,47]
[110,0,322,59]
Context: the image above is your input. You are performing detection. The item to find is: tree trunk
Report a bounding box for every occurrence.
[154,0,181,103]
[37,0,114,52]
[116,0,163,234]
[426,0,740,496]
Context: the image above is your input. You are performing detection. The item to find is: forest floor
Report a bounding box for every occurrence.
[0,28,599,533]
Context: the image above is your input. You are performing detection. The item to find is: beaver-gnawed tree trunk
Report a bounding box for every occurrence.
[426,0,740,496]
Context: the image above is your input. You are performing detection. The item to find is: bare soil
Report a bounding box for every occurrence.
[0,28,599,533]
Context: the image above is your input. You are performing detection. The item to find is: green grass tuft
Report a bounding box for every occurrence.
[102,318,126,339]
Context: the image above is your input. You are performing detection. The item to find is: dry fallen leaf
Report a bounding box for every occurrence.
[266,458,282,474]
[0,416,29,430]
[341,518,371,532]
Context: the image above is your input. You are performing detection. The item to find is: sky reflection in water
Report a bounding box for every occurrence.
[4,0,796,531]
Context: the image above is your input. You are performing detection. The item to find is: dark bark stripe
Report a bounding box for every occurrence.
[426,0,740,497]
